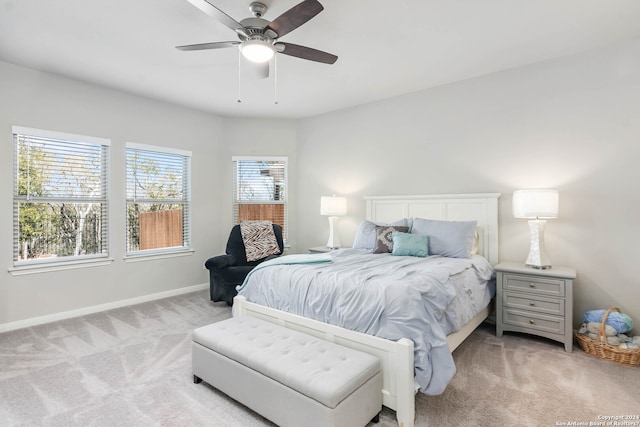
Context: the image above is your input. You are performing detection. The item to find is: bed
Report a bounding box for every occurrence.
[233,193,500,427]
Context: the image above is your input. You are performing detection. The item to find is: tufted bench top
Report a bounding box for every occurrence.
[193,316,380,409]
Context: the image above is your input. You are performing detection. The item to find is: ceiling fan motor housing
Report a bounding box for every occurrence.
[238,17,271,40]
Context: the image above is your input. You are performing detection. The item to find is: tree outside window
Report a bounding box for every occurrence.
[13,127,109,265]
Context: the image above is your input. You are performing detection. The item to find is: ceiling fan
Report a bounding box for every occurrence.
[177,0,338,77]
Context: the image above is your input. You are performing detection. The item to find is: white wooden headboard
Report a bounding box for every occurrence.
[365,193,501,265]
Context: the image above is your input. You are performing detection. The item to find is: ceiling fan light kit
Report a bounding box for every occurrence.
[240,37,275,63]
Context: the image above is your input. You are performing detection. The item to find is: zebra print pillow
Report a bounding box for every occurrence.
[240,220,281,262]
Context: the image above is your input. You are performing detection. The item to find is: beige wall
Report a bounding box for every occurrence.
[296,40,640,327]
[0,61,296,327]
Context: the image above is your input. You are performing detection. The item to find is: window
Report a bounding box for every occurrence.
[13,126,110,267]
[233,156,288,244]
[126,143,191,256]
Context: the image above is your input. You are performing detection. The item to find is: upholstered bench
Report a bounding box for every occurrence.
[192,316,382,427]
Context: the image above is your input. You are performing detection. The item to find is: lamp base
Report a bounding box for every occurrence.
[525,219,551,269]
[326,216,341,249]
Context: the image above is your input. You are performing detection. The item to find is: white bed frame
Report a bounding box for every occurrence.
[233,193,501,427]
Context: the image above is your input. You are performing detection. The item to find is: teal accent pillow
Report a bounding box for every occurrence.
[391,232,429,257]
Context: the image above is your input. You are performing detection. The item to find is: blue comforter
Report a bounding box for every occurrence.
[237,248,494,395]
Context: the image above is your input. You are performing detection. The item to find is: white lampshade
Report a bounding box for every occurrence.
[512,189,559,219]
[320,196,347,216]
[240,39,274,63]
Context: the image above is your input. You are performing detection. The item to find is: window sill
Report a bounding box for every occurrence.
[124,249,195,263]
[9,258,115,276]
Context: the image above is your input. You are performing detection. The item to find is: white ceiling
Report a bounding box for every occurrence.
[2,0,640,119]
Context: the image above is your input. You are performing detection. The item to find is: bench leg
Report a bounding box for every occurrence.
[193,375,202,384]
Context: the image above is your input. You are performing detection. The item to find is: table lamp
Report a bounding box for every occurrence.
[320,195,347,249]
[512,189,559,269]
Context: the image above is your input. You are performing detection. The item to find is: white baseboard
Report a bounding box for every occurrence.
[0,283,209,333]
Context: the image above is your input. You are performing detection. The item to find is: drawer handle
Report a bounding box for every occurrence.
[529,302,535,306]
[529,319,535,324]
[529,283,535,288]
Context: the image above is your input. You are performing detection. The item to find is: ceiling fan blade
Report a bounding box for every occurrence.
[186,0,247,34]
[176,41,240,51]
[276,42,337,64]
[265,0,323,39]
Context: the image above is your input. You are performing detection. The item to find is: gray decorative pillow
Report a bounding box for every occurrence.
[410,218,477,258]
[352,219,409,250]
[373,225,409,254]
[240,220,280,262]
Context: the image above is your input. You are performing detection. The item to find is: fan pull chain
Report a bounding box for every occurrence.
[237,51,242,103]
[274,55,278,105]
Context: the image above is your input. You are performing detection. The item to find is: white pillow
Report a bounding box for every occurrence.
[352,218,409,250]
[410,218,477,258]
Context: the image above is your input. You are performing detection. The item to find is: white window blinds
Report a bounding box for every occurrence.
[12,126,110,265]
[232,156,287,244]
[126,143,191,255]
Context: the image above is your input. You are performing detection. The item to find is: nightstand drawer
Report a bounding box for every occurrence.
[503,308,564,335]
[503,274,565,297]
[503,292,565,316]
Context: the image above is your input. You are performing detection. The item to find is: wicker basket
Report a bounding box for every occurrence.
[575,307,640,367]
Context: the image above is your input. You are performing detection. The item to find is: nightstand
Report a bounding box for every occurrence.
[308,246,335,254]
[495,262,577,352]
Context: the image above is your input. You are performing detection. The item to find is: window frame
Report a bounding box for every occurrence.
[125,142,192,259]
[232,156,288,245]
[11,126,111,272]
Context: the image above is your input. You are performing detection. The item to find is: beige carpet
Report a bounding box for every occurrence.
[1,290,638,426]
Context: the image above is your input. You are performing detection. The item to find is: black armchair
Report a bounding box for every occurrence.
[205,223,284,305]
